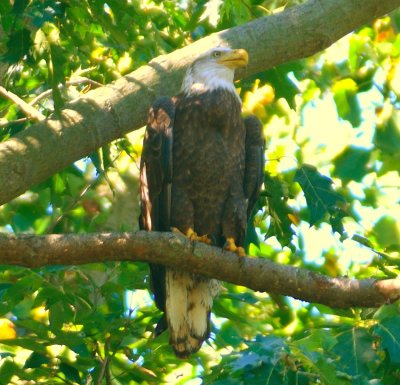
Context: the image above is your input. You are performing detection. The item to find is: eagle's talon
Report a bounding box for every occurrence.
[236,247,246,257]
[196,234,212,244]
[224,237,246,257]
[171,227,211,244]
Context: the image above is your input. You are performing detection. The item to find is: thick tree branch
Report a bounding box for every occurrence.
[0,0,399,205]
[0,231,399,309]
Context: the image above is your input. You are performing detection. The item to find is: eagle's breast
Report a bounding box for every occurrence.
[171,88,245,239]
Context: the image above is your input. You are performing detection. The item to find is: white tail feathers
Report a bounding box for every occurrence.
[165,269,220,357]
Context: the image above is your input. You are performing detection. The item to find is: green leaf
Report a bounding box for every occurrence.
[216,322,243,348]
[52,173,66,195]
[296,355,346,384]
[333,327,378,379]
[292,329,337,353]
[264,173,295,248]
[26,0,66,28]
[16,319,50,338]
[3,28,32,63]
[351,234,374,248]
[379,152,400,175]
[213,299,253,325]
[0,338,48,354]
[210,336,291,385]
[24,352,50,368]
[294,164,346,227]
[59,362,81,383]
[101,144,112,170]
[333,146,371,183]
[212,380,241,385]
[0,360,19,384]
[12,0,29,14]
[1,274,42,312]
[374,110,400,154]
[373,216,400,248]
[329,209,347,235]
[374,305,400,321]
[261,65,300,109]
[245,218,260,250]
[219,291,258,305]
[375,319,400,364]
[231,351,262,371]
[48,301,67,330]
[89,150,103,175]
[333,78,361,127]
[292,331,346,385]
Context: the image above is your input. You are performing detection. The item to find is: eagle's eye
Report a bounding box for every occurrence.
[212,51,222,58]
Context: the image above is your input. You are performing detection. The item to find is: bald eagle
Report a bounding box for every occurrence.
[139,47,264,357]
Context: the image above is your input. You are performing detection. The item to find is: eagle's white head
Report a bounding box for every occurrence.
[181,47,248,96]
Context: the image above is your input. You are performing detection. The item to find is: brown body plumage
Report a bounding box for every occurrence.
[139,47,264,357]
[172,89,247,245]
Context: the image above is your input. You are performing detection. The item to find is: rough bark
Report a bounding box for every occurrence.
[0,231,399,309]
[0,0,399,205]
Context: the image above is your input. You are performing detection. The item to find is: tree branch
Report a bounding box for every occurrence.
[0,0,399,205]
[0,117,29,128]
[0,86,46,121]
[1,231,399,309]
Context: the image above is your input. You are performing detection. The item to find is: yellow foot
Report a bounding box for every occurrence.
[224,237,246,257]
[171,227,211,245]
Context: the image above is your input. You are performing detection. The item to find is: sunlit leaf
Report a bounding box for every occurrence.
[373,216,400,248]
[0,338,49,354]
[333,78,361,127]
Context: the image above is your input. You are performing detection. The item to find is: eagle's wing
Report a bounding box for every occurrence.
[139,96,174,334]
[243,115,265,218]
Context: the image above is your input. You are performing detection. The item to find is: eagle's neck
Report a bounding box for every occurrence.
[181,65,240,101]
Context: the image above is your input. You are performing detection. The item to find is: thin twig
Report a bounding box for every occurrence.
[45,151,121,233]
[0,77,103,128]
[96,351,109,385]
[0,117,29,128]
[29,77,103,106]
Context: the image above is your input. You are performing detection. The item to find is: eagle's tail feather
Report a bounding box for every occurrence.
[166,269,218,358]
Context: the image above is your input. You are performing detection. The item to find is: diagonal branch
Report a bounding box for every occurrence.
[0,231,399,309]
[0,0,399,205]
[0,86,46,121]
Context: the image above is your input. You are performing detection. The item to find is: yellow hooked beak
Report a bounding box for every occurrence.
[217,49,249,69]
